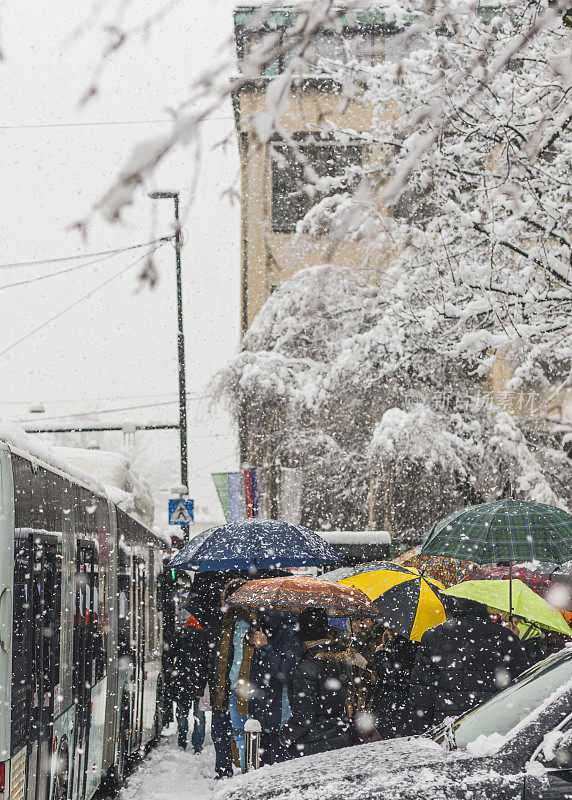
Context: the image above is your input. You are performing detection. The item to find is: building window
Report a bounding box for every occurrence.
[238,27,376,76]
[271,140,362,234]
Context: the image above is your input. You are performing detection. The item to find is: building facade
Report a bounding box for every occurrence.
[232,6,405,335]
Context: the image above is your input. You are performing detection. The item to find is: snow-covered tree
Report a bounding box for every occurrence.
[215,265,571,540]
[78,0,571,256]
[297,0,572,394]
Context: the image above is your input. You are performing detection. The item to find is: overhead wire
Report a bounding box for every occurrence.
[0,116,233,131]
[17,394,214,423]
[0,391,183,405]
[0,390,193,405]
[0,244,164,361]
[0,236,174,270]
[0,248,141,292]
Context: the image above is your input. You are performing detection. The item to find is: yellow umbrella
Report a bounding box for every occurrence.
[340,563,446,641]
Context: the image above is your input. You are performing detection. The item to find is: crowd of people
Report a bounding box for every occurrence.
[164,575,553,779]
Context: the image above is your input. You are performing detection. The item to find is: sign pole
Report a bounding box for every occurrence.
[149,190,189,543]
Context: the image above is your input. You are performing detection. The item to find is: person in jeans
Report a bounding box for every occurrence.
[227,613,251,769]
[213,579,251,778]
[171,613,209,751]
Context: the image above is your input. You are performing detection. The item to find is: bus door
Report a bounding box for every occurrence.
[131,558,146,751]
[27,537,60,800]
[70,544,95,800]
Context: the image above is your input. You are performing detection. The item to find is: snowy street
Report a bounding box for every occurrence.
[118,722,217,800]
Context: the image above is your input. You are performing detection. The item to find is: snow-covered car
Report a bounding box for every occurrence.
[217,648,572,800]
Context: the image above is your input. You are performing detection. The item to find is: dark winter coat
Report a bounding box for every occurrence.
[248,613,303,734]
[408,603,529,730]
[522,634,546,667]
[171,629,209,706]
[280,639,352,758]
[372,636,419,739]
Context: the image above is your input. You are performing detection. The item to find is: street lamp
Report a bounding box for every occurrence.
[148,190,189,541]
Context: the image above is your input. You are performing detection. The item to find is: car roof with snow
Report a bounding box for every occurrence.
[216,648,572,800]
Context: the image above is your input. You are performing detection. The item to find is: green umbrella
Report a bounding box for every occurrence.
[422,498,572,617]
[423,499,572,565]
[444,579,572,637]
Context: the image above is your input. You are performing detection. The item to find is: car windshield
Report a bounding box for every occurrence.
[453,653,572,750]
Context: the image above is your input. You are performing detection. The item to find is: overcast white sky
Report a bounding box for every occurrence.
[0,0,243,527]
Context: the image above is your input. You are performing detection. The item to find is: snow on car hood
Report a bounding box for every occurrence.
[215,737,486,800]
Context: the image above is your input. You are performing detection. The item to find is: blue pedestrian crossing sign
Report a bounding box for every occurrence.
[168,498,194,525]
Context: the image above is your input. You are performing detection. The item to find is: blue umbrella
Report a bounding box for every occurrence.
[168,519,342,572]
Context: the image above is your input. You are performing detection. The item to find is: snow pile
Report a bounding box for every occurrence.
[465,732,505,757]
[0,421,104,492]
[53,446,155,526]
[540,729,565,763]
[0,422,157,528]
[318,531,391,545]
[215,737,472,800]
[369,406,470,475]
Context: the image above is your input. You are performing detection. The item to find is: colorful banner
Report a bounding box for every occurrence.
[279,466,302,525]
[212,468,260,522]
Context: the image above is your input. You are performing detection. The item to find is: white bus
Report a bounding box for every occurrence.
[0,439,166,800]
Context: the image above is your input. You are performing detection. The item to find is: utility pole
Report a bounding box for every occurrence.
[149,191,190,542]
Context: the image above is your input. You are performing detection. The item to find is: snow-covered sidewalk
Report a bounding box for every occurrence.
[118,724,220,800]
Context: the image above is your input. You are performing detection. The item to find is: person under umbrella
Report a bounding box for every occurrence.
[280,608,353,758]
[458,564,554,663]
[408,595,528,731]
[444,578,572,669]
[371,627,419,739]
[247,611,303,766]
[171,612,209,752]
[212,578,250,777]
[226,575,377,760]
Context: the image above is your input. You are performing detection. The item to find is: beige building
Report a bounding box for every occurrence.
[232,6,403,335]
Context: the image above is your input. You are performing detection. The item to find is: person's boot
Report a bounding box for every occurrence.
[178,733,187,750]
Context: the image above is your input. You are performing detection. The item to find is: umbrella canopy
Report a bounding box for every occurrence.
[168,519,342,572]
[445,580,572,637]
[393,545,473,589]
[422,499,572,565]
[321,561,390,583]
[227,576,377,618]
[339,565,446,641]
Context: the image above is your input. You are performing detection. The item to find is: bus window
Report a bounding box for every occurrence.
[59,511,75,713]
[148,549,156,655]
[92,567,106,684]
[11,535,32,757]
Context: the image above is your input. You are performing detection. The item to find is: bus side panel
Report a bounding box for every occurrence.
[117,512,165,753]
[0,447,15,764]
